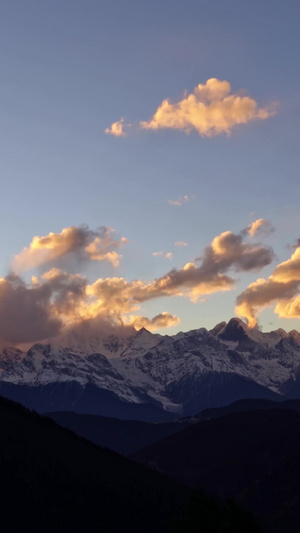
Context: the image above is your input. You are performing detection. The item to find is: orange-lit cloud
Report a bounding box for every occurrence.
[140,78,276,137]
[0,223,275,345]
[244,218,274,237]
[126,312,180,331]
[105,118,129,137]
[12,226,128,272]
[168,195,190,206]
[209,230,274,272]
[236,245,300,327]
[88,228,273,310]
[68,226,273,329]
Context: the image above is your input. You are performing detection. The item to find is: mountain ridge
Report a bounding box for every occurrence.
[1,317,300,420]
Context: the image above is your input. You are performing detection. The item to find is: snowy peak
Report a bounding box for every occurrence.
[1,318,300,419]
[121,328,163,358]
[215,318,292,349]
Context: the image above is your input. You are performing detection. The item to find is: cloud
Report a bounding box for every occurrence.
[168,195,190,206]
[146,229,273,302]
[140,78,276,137]
[243,218,274,237]
[0,274,62,345]
[105,118,129,137]
[174,241,188,247]
[126,312,180,332]
[153,251,173,260]
[12,226,128,272]
[0,223,275,346]
[236,245,300,327]
[40,268,87,317]
[88,228,274,310]
[209,231,274,272]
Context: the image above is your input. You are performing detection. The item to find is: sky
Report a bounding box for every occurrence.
[0,0,300,345]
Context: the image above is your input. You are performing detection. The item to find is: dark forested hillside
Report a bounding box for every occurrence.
[0,395,260,532]
[133,408,300,532]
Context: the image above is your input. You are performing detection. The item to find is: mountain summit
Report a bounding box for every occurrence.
[217,317,249,342]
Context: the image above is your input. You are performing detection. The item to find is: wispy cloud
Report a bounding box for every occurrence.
[243,218,274,238]
[140,78,276,137]
[153,251,173,260]
[168,195,190,206]
[174,241,188,247]
[126,312,180,332]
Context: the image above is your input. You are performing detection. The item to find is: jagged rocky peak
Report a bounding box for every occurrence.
[275,328,287,337]
[209,321,227,336]
[217,317,249,342]
[1,346,23,360]
[135,327,152,338]
[27,343,51,357]
[286,329,300,346]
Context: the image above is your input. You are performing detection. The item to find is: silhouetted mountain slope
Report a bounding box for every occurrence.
[0,395,260,532]
[133,408,300,532]
[47,399,300,457]
[47,399,300,456]
[0,395,186,532]
[47,411,188,455]
[190,398,300,421]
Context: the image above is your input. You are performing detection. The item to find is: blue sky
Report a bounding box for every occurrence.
[0,0,300,342]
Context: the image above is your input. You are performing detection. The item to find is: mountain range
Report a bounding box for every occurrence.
[1,317,300,420]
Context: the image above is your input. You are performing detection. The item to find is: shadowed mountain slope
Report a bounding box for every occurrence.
[47,410,189,455]
[133,407,300,532]
[47,398,300,456]
[0,395,261,532]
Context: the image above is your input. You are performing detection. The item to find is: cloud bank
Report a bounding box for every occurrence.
[0,220,276,345]
[0,221,276,344]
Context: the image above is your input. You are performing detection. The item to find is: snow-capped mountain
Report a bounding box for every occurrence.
[1,318,300,421]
